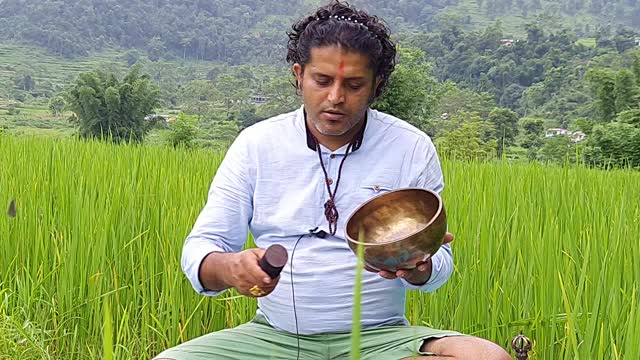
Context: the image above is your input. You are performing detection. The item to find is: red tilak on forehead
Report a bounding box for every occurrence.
[338,60,345,78]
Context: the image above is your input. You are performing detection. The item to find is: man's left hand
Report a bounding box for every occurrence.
[365,232,454,286]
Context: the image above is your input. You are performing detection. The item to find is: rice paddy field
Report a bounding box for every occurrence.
[1,135,639,359]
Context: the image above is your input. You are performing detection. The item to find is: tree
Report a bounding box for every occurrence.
[124,49,141,67]
[146,36,166,62]
[372,46,439,131]
[65,65,160,143]
[632,55,640,87]
[199,118,240,149]
[525,23,544,43]
[595,25,613,48]
[6,104,20,115]
[538,135,577,164]
[573,117,596,134]
[255,75,301,121]
[614,70,637,113]
[435,116,496,160]
[432,82,496,119]
[584,122,640,168]
[488,107,519,157]
[228,103,258,129]
[48,96,65,116]
[210,121,240,145]
[614,27,637,54]
[617,109,640,126]
[144,61,180,107]
[215,73,252,120]
[13,68,36,92]
[178,80,221,117]
[435,112,496,160]
[586,69,617,121]
[518,117,545,160]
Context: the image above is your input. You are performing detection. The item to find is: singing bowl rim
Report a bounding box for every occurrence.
[344,187,444,247]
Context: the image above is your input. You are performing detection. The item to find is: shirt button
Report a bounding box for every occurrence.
[327,178,334,185]
[373,185,381,192]
[330,154,336,159]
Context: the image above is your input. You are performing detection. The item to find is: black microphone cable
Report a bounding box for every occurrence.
[290,227,327,360]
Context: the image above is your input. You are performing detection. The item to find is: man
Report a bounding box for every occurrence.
[156,1,511,359]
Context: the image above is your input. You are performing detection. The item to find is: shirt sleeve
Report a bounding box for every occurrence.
[181,130,254,296]
[400,136,453,292]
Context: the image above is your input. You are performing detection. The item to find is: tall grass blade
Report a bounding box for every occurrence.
[350,227,365,360]
[103,299,113,360]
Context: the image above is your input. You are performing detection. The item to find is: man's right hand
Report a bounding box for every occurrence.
[222,248,280,297]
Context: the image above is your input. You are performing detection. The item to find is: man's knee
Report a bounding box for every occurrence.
[481,343,511,360]
[422,335,511,360]
[471,338,511,360]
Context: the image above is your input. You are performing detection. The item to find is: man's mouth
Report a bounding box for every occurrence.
[322,110,345,121]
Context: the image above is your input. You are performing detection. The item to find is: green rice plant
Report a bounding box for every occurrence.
[1,136,639,359]
[405,160,640,359]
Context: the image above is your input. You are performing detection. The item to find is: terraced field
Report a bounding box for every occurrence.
[0,43,129,94]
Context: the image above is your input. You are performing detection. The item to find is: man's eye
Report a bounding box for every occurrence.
[316,78,330,86]
[349,83,363,90]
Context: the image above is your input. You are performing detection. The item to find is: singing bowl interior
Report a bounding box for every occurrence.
[345,188,446,271]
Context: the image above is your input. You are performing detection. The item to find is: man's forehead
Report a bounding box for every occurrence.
[306,46,373,76]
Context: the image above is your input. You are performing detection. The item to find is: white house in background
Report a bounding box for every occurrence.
[500,39,515,47]
[570,131,586,143]
[545,128,570,137]
[144,114,177,123]
[249,94,269,105]
[545,128,587,143]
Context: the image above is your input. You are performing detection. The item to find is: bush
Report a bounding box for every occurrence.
[165,113,198,148]
[6,105,20,115]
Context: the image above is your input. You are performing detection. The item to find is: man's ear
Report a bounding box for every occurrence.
[293,63,304,89]
[369,76,383,103]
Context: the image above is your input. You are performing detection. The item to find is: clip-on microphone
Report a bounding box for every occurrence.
[308,226,327,238]
[256,224,327,279]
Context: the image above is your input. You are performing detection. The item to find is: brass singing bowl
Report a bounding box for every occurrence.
[345,188,447,272]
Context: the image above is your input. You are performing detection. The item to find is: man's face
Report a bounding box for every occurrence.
[293,46,380,138]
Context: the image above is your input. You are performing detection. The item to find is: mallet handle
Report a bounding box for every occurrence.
[258,244,288,279]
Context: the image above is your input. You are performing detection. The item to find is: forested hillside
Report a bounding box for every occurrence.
[0,0,312,61]
[2,0,640,168]
[2,0,640,62]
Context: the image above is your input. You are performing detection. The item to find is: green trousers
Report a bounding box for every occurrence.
[155,315,462,360]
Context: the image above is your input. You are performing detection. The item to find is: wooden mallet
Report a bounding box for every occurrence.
[258,244,288,279]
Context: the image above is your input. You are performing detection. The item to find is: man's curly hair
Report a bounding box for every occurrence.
[286,1,397,100]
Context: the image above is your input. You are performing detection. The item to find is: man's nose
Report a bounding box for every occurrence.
[327,83,345,104]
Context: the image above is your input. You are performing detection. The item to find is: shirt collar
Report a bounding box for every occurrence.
[303,108,367,152]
